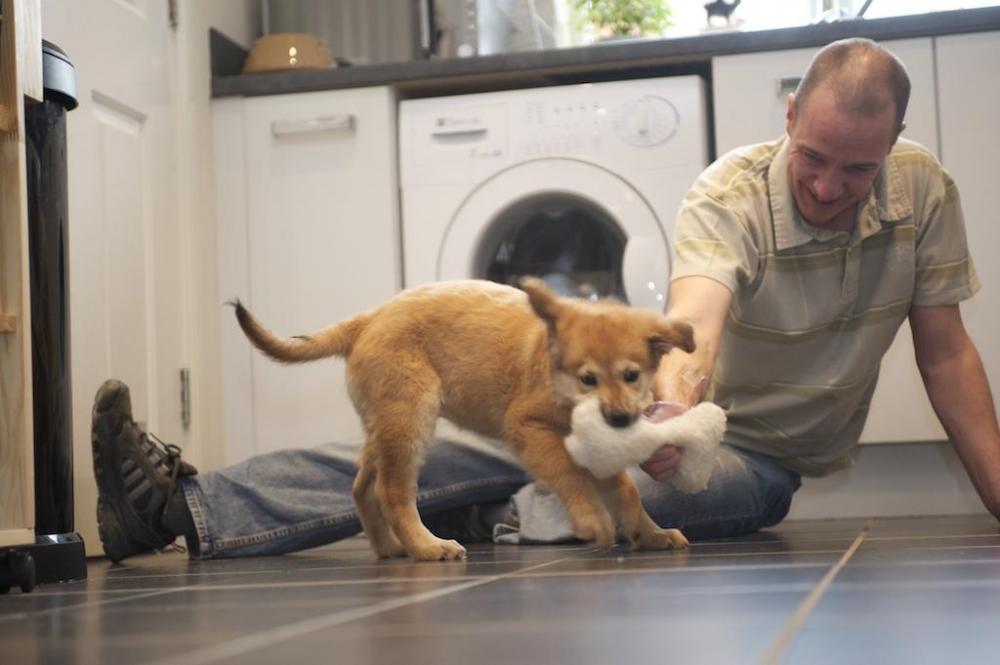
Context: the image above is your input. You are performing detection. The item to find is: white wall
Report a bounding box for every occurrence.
[173,0,260,473]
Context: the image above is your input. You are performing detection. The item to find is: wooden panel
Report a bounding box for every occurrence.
[0,528,35,547]
[0,0,38,535]
[16,0,42,101]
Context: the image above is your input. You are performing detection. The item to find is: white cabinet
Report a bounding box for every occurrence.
[214,87,401,463]
[936,30,1000,425]
[712,38,947,444]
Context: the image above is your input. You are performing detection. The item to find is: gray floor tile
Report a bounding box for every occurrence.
[3,515,998,665]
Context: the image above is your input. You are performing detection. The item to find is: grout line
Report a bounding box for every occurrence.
[758,518,874,665]
[141,556,573,665]
[36,548,1000,598]
[0,589,182,625]
[29,561,835,596]
[91,534,1000,580]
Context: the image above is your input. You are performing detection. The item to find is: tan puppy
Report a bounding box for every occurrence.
[233,278,694,561]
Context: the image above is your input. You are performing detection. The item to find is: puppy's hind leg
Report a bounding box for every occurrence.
[353,446,406,558]
[370,390,466,562]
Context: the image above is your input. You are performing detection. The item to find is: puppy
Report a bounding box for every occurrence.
[233,278,695,561]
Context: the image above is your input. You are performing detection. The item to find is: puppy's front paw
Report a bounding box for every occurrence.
[410,538,467,562]
[572,513,617,549]
[632,527,689,551]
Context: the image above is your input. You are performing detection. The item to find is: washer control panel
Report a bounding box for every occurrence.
[400,76,706,185]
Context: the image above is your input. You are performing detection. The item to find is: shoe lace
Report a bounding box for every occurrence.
[146,431,185,485]
[141,431,189,555]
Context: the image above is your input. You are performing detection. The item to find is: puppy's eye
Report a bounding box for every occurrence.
[580,373,598,387]
[623,370,640,383]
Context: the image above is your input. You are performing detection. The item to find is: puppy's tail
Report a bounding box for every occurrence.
[229,299,368,363]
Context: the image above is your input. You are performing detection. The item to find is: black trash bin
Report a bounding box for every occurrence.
[23,39,86,585]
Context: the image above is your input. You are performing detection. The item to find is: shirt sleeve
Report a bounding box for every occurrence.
[912,166,981,307]
[670,184,760,296]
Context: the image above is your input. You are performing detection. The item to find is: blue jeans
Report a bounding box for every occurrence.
[179,439,800,559]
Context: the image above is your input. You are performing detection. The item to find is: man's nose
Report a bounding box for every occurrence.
[813,171,842,201]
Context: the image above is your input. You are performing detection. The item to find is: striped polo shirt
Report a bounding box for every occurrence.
[671,136,980,476]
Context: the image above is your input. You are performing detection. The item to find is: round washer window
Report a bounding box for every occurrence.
[475,192,626,301]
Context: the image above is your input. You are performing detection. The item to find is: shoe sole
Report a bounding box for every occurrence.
[96,496,131,563]
[92,400,162,562]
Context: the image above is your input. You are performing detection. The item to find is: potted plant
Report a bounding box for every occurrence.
[570,0,674,39]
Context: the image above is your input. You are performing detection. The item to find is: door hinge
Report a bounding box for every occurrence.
[168,0,178,29]
[180,368,191,430]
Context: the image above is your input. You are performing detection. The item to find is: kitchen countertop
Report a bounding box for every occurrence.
[211,6,1000,100]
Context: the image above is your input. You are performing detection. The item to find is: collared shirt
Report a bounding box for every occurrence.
[671,136,980,476]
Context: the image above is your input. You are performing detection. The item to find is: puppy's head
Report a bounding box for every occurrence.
[520,277,695,429]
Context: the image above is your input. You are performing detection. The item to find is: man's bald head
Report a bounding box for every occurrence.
[793,38,911,135]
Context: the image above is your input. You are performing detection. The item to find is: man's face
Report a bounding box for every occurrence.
[785,87,898,231]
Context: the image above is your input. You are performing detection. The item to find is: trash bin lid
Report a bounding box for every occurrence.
[42,40,78,111]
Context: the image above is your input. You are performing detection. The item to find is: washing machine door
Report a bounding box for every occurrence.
[437,159,670,310]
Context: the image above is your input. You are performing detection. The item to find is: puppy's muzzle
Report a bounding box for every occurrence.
[603,409,636,429]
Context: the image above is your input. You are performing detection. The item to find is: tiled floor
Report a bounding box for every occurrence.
[2,515,998,665]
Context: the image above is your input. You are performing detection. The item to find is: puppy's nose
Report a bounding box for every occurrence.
[604,411,635,429]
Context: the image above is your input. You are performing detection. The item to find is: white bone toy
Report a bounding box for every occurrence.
[564,398,727,493]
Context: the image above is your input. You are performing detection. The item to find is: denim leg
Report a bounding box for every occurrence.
[632,445,802,540]
[180,440,528,559]
[500,444,801,544]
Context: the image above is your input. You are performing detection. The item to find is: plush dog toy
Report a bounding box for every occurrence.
[564,399,727,493]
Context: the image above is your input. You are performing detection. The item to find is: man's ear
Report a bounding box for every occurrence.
[785,92,796,135]
[648,318,696,362]
[520,276,562,325]
[891,120,906,147]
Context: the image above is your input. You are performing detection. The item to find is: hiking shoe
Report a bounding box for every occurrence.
[91,379,197,562]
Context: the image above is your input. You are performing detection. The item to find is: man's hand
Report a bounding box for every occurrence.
[639,276,732,482]
[640,444,684,481]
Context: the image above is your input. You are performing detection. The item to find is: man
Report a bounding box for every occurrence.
[643,37,1000,515]
[91,38,998,562]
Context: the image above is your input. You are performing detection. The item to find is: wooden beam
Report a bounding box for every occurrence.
[0,0,38,535]
[0,102,12,132]
[16,0,42,101]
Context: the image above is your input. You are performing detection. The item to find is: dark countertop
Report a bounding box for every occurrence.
[212,6,1000,100]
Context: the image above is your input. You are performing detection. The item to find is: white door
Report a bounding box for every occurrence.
[223,87,401,460]
[41,0,184,555]
[936,31,1000,421]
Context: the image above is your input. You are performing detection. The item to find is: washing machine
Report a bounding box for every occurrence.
[398,76,708,309]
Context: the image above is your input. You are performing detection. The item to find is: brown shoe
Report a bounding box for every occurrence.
[91,379,196,562]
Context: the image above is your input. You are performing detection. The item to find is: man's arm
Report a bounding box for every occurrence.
[641,276,732,480]
[910,304,1000,519]
[654,276,732,406]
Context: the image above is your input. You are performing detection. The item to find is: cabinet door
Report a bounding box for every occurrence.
[936,31,1000,424]
[713,38,946,443]
[227,87,401,460]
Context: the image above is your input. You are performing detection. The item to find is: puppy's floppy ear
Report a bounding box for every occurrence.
[648,318,696,360]
[519,276,563,324]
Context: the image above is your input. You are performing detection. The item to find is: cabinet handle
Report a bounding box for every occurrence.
[271,114,355,138]
[777,76,802,97]
[430,127,487,138]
